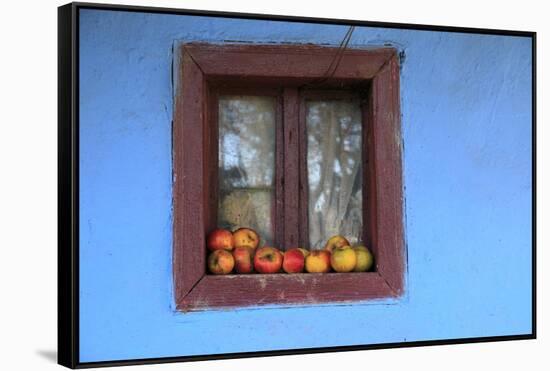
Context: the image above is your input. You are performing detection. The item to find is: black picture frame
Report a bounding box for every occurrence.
[58,2,537,368]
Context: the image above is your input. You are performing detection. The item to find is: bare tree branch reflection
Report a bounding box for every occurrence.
[218,96,276,246]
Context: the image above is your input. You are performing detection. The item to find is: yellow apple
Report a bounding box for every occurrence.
[330,245,357,272]
[233,227,260,250]
[324,235,350,253]
[208,250,235,274]
[353,245,374,272]
[305,250,331,273]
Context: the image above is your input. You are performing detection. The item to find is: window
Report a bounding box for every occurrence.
[173,43,405,311]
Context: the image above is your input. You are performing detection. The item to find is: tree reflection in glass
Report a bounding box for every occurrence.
[218,96,276,246]
[306,99,363,249]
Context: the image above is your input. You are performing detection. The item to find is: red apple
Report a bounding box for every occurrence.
[282,248,306,273]
[207,228,234,251]
[233,227,260,251]
[233,246,254,274]
[254,246,283,274]
[305,250,331,273]
[207,250,234,275]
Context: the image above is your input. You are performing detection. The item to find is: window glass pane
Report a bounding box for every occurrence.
[306,99,363,249]
[218,96,276,246]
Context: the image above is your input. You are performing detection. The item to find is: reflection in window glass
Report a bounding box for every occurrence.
[306,99,363,249]
[218,96,276,246]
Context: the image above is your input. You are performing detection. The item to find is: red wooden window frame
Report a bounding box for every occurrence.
[173,43,405,311]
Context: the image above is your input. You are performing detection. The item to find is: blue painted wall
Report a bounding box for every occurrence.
[79,9,533,362]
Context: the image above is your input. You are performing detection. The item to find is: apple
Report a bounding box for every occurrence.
[324,235,350,253]
[207,228,234,251]
[233,246,254,274]
[282,248,305,273]
[305,250,331,273]
[330,245,357,272]
[297,248,310,258]
[254,246,283,273]
[353,245,374,272]
[233,227,260,251]
[207,250,234,275]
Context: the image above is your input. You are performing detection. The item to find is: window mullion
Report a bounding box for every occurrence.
[281,88,301,250]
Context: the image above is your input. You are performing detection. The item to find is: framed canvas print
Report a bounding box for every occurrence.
[58,2,536,368]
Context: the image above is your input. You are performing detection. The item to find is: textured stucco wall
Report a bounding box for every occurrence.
[79,8,533,362]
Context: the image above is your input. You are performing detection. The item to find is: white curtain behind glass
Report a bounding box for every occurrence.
[306,100,363,249]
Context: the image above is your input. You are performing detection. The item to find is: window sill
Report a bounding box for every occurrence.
[177,271,402,312]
